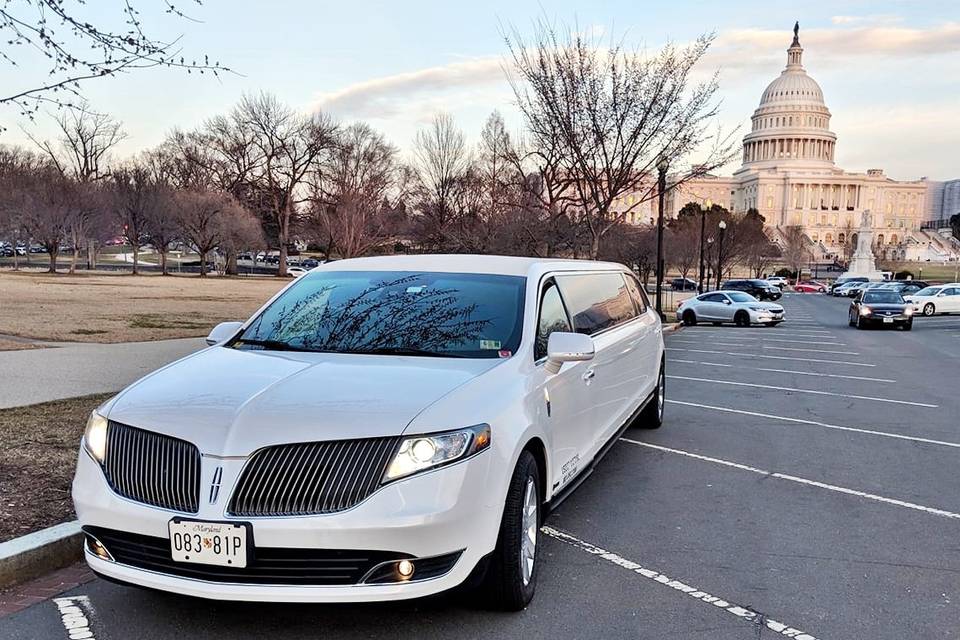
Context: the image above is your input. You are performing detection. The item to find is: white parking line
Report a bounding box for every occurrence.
[762,345,859,355]
[668,375,936,407]
[668,360,894,383]
[620,438,960,520]
[666,400,959,448]
[666,347,876,367]
[677,335,846,346]
[542,526,820,639]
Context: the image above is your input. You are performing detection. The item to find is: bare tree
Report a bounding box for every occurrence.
[665,217,700,281]
[174,189,233,277]
[18,166,77,272]
[411,113,469,251]
[111,161,163,274]
[505,18,736,258]
[305,122,405,259]
[780,225,811,281]
[143,186,179,275]
[26,103,126,270]
[235,93,336,276]
[1,1,229,120]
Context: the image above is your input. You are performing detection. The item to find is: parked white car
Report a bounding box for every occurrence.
[678,291,785,327]
[765,276,788,288]
[73,255,665,610]
[286,266,308,278]
[904,283,960,316]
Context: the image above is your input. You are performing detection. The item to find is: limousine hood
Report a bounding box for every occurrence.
[104,346,502,456]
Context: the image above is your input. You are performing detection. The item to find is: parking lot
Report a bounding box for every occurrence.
[3,293,958,639]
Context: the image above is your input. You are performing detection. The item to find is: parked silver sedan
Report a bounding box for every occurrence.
[677,291,785,327]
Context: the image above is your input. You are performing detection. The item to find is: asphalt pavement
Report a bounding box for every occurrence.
[0,338,205,408]
[2,293,958,639]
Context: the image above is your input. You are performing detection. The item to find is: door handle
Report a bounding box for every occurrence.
[582,369,596,382]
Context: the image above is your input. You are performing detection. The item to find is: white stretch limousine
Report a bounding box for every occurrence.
[73,255,666,610]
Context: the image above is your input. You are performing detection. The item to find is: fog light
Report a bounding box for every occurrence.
[86,535,114,562]
[397,559,415,579]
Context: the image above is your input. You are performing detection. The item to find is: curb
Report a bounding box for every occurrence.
[0,521,82,590]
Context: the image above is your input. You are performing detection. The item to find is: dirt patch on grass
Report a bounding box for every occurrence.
[0,271,287,343]
[0,339,46,351]
[0,393,114,542]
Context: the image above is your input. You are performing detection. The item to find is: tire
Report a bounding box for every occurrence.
[734,311,750,328]
[856,315,864,330]
[682,310,698,326]
[902,320,913,331]
[923,303,935,317]
[481,451,541,611]
[848,311,855,327]
[633,361,665,429]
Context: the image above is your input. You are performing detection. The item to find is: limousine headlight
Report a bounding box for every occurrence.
[84,411,109,464]
[383,425,491,483]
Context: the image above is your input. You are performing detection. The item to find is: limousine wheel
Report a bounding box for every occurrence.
[633,363,664,429]
[483,450,540,611]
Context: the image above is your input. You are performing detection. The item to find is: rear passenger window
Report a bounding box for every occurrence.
[556,273,637,336]
[535,282,572,361]
[622,274,648,314]
[702,293,726,302]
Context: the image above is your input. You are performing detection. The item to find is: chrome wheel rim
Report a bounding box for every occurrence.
[657,370,665,420]
[520,477,537,585]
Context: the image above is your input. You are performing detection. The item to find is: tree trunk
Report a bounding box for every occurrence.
[277,207,289,277]
[69,236,78,274]
[159,250,168,276]
[132,244,139,275]
[226,249,238,276]
[199,250,207,277]
[48,249,58,273]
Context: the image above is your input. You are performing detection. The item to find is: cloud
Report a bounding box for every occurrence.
[830,15,903,26]
[313,57,507,120]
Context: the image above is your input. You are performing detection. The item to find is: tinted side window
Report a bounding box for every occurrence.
[556,273,637,336]
[702,293,726,302]
[622,274,648,313]
[535,282,572,361]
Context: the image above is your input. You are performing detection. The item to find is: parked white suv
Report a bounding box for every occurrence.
[73,255,665,610]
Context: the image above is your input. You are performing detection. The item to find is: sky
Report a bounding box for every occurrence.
[1,0,958,180]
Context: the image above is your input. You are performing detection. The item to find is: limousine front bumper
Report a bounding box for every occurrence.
[73,444,501,602]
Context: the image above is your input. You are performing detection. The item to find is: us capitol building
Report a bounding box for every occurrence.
[645,24,959,262]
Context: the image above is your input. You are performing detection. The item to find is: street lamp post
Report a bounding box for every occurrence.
[715,219,727,290]
[655,156,669,320]
[697,199,712,294]
[706,237,714,289]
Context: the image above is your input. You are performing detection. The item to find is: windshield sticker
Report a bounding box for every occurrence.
[498,350,513,358]
[405,286,425,294]
[480,339,502,350]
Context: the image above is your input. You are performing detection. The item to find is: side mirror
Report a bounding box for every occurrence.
[723,299,732,305]
[544,332,595,375]
[937,292,946,297]
[205,321,244,346]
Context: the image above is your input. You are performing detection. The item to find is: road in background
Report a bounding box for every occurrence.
[2,294,958,638]
[0,338,205,408]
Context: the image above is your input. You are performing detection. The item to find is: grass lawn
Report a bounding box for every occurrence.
[0,393,113,542]
[882,262,960,283]
[0,339,46,351]
[0,271,287,343]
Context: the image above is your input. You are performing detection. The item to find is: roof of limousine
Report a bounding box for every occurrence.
[311,254,628,277]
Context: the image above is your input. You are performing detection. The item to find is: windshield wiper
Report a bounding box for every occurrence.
[232,338,310,352]
[341,347,465,358]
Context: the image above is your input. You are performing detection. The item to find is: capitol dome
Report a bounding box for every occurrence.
[739,24,837,170]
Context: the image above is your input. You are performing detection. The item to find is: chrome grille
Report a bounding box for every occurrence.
[228,436,402,517]
[103,421,201,513]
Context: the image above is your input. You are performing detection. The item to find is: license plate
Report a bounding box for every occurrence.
[883,317,894,324]
[169,520,249,567]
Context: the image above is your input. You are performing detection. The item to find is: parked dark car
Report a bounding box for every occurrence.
[848,289,913,330]
[721,279,782,301]
[670,277,697,291]
[880,280,928,296]
[829,276,868,294]
[302,258,320,269]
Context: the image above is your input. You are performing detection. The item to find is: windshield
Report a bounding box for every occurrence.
[913,286,941,297]
[233,271,526,358]
[726,292,756,303]
[862,291,904,304]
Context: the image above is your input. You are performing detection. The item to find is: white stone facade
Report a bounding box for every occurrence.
[656,25,951,262]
